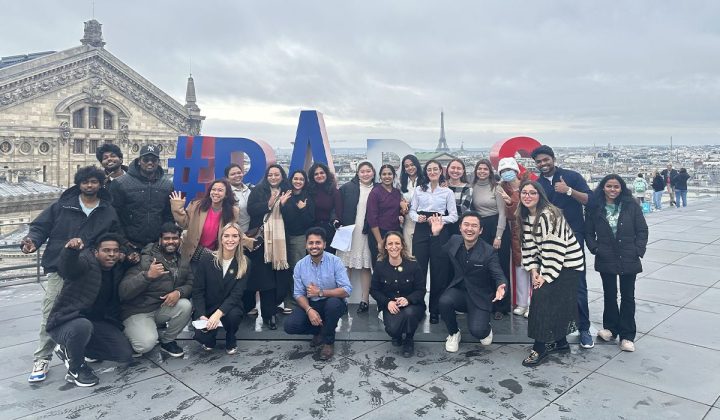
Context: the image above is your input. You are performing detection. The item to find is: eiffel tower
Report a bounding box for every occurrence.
[435,111,450,152]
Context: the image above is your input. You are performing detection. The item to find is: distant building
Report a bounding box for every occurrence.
[0,19,204,187]
[0,179,62,235]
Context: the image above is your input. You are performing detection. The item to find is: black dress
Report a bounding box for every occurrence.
[370,259,426,338]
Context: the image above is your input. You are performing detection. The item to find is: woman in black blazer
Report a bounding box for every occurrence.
[370,231,426,358]
[585,174,648,353]
[192,222,250,354]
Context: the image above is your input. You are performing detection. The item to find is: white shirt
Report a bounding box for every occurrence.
[409,185,458,224]
[232,183,252,233]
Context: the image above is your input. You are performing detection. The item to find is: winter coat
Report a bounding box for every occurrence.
[370,259,426,310]
[23,186,120,274]
[585,197,649,275]
[118,243,194,320]
[661,168,678,187]
[192,252,249,318]
[170,199,239,262]
[652,175,665,192]
[47,247,128,331]
[672,172,691,190]
[109,159,174,248]
[280,191,316,236]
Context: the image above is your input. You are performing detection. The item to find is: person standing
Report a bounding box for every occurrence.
[651,171,665,211]
[585,175,648,352]
[531,145,595,349]
[370,231,425,358]
[445,159,472,236]
[672,168,691,208]
[632,173,648,205]
[225,164,253,233]
[337,161,376,313]
[22,166,121,383]
[409,159,458,324]
[471,158,511,320]
[399,155,425,256]
[518,181,584,366]
[661,164,678,207]
[307,162,343,251]
[95,143,127,186]
[109,144,174,257]
[366,164,404,267]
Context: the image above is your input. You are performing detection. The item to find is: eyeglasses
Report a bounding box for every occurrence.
[520,191,538,197]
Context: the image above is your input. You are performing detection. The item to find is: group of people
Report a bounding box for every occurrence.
[22,141,649,387]
[642,163,692,210]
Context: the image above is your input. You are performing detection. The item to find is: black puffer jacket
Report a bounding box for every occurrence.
[118,243,194,320]
[47,247,129,331]
[585,197,649,275]
[109,159,174,248]
[672,172,691,190]
[23,186,120,274]
[652,175,665,192]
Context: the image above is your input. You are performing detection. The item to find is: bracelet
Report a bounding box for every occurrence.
[305,307,313,314]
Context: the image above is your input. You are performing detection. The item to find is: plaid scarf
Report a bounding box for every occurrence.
[263,196,289,270]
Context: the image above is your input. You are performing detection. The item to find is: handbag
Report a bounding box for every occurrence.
[244,192,281,251]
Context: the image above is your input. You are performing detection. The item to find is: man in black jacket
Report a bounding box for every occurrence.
[431,211,507,353]
[109,144,174,258]
[95,143,127,186]
[22,166,121,383]
[47,234,134,387]
[119,223,193,357]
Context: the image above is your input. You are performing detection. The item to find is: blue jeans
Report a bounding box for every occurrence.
[675,190,687,207]
[652,191,663,210]
[574,232,590,332]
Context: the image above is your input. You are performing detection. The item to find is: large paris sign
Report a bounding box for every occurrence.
[169,110,541,199]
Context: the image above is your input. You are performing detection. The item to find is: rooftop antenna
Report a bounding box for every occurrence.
[189,57,192,77]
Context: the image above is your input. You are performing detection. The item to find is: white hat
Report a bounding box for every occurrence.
[498,157,520,173]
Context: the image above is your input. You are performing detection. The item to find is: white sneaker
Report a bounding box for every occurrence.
[524,309,529,318]
[619,339,635,352]
[28,359,50,382]
[597,329,615,342]
[445,331,461,352]
[513,307,527,316]
[480,328,493,346]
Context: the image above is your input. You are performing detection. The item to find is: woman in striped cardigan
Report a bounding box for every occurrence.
[518,180,585,366]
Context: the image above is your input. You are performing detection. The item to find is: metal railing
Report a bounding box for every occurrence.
[0,222,44,287]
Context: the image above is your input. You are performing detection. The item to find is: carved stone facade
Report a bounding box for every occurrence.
[0,19,204,187]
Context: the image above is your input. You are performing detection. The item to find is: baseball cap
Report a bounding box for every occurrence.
[139,144,160,158]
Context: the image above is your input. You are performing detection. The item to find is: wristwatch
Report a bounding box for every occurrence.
[566,187,573,196]
[319,289,324,297]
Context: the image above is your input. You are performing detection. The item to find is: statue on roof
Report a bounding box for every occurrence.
[81,19,106,48]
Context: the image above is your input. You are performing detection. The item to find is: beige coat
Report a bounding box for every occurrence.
[171,199,240,262]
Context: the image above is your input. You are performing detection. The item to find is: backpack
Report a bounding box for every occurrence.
[633,178,646,193]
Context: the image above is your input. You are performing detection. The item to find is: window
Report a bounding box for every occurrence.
[89,139,99,154]
[72,109,84,128]
[89,107,99,129]
[103,110,113,130]
[73,139,84,154]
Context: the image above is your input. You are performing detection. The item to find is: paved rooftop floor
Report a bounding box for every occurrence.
[1,198,719,419]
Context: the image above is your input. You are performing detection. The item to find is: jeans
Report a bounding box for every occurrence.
[438,287,492,339]
[652,191,663,210]
[514,265,531,308]
[47,318,134,370]
[122,298,193,354]
[574,232,590,332]
[600,273,637,341]
[284,297,347,344]
[33,272,64,361]
[675,190,687,207]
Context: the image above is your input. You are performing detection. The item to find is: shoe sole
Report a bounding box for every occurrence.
[28,374,47,383]
[160,349,185,358]
[65,374,97,387]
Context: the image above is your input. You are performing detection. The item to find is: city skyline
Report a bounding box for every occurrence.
[2,1,720,148]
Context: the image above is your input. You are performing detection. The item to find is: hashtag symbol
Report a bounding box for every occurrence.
[169,136,211,202]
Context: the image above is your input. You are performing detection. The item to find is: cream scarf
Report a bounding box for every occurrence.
[263,190,289,270]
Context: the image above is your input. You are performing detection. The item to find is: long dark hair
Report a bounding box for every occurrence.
[378,163,397,183]
[307,162,336,195]
[420,159,446,192]
[197,179,237,226]
[352,161,376,184]
[446,158,468,184]
[594,174,633,205]
[289,169,309,196]
[516,180,563,241]
[473,159,497,190]
[400,154,425,193]
[258,164,291,195]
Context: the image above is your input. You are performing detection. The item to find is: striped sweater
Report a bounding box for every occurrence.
[521,209,584,283]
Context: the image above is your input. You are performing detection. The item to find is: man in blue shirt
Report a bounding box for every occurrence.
[284,227,352,360]
[531,145,595,349]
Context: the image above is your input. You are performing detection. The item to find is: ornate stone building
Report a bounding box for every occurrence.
[0,19,204,187]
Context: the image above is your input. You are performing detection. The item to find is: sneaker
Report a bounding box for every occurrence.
[480,329,493,346]
[28,359,50,383]
[596,329,616,342]
[513,306,527,316]
[201,344,214,352]
[65,363,99,387]
[579,330,594,349]
[445,331,461,353]
[54,344,70,369]
[619,339,636,352]
[84,357,100,363]
[226,347,238,355]
[160,341,185,358]
[524,309,529,318]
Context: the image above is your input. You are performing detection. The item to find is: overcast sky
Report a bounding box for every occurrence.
[3,1,720,148]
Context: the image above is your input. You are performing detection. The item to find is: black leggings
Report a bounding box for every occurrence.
[412,222,450,315]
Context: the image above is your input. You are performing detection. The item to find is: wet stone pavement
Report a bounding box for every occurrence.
[1,198,720,419]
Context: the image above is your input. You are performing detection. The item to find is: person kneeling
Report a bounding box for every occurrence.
[370,231,425,358]
[119,223,193,357]
[431,212,507,353]
[46,235,134,387]
[192,223,249,355]
[284,227,352,361]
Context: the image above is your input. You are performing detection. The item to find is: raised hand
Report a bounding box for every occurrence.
[169,191,184,201]
[297,199,307,209]
[146,258,169,279]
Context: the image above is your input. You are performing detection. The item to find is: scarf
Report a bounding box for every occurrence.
[263,195,289,270]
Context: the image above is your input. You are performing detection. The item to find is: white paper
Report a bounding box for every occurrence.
[192,319,223,330]
[330,224,355,252]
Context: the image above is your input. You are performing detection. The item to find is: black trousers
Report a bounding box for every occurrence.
[242,289,281,321]
[438,287,492,339]
[600,272,637,341]
[478,213,511,313]
[283,297,347,344]
[382,304,425,339]
[47,318,133,371]
[412,222,450,315]
[193,306,243,349]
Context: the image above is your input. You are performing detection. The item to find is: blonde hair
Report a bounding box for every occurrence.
[377,231,415,261]
[213,222,248,279]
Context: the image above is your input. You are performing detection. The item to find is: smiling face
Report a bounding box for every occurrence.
[221,226,241,253]
[520,184,540,211]
[139,154,159,175]
[475,163,490,181]
[313,167,327,184]
[159,231,181,254]
[267,167,282,187]
[447,160,465,182]
[209,182,227,205]
[227,166,244,187]
[460,215,482,243]
[403,159,417,177]
[533,153,555,175]
[380,167,395,186]
[384,233,403,260]
[358,164,375,185]
[306,234,325,257]
[291,172,305,191]
[604,178,622,203]
[101,152,122,172]
[425,162,442,182]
